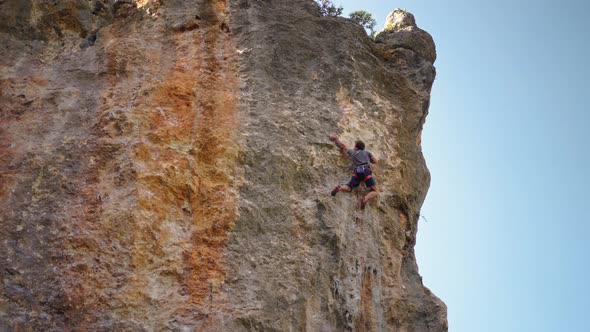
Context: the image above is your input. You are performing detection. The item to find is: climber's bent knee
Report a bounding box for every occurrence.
[364,176,376,188]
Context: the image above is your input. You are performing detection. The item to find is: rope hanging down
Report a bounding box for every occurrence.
[356,189,366,332]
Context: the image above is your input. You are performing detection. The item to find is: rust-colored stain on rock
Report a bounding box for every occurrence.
[131,0,239,307]
[359,270,376,331]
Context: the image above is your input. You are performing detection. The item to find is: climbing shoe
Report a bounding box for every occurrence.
[360,198,367,210]
[331,185,342,196]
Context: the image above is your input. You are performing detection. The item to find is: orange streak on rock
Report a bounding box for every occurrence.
[131,0,239,308]
[186,6,239,305]
[400,211,408,228]
[359,271,376,331]
[0,125,15,199]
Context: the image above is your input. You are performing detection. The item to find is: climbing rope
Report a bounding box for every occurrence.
[356,189,366,332]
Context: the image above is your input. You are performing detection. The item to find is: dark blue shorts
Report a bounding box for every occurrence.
[348,167,377,189]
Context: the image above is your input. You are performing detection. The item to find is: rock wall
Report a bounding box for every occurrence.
[0,0,446,331]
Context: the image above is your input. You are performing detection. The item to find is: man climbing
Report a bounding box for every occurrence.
[329,136,379,209]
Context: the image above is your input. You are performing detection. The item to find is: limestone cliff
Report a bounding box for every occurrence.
[0,0,447,331]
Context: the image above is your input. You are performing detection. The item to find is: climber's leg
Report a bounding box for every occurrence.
[331,183,352,196]
[332,175,358,196]
[340,184,352,192]
[361,185,378,209]
[364,186,378,201]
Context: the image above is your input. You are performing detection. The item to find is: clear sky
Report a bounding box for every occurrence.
[337,0,590,331]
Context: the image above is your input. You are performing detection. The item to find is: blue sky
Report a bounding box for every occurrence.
[337,0,590,331]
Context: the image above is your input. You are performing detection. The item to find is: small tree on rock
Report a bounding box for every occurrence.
[315,0,343,17]
[349,10,377,37]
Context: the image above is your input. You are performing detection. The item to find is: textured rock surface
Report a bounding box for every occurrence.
[1,0,446,331]
[375,9,437,64]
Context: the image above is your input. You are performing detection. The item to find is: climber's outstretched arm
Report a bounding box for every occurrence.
[328,136,348,155]
[370,155,378,164]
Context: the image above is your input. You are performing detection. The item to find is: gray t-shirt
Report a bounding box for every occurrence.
[347,149,373,168]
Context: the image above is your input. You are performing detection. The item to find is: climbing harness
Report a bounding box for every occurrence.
[353,165,373,182]
[356,189,367,332]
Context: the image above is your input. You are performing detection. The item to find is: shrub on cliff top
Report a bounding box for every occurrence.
[349,10,377,37]
[315,0,343,17]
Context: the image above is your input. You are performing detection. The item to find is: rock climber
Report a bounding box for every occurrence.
[329,136,379,209]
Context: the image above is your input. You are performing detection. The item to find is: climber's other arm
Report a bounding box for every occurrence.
[370,154,378,164]
[329,136,348,154]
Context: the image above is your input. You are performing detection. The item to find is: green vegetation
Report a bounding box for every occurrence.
[349,10,377,38]
[315,0,343,17]
[315,1,378,39]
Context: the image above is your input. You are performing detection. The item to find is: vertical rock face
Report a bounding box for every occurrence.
[0,0,446,331]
